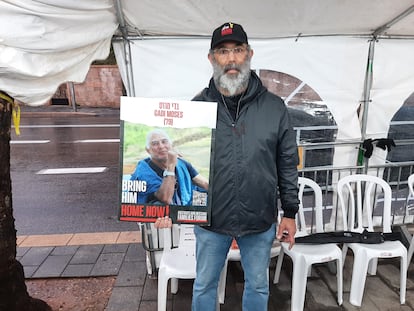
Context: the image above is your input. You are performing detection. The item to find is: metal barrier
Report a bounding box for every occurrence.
[138,159,414,275]
[298,161,414,232]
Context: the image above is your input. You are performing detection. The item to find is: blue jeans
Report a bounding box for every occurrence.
[192,224,276,311]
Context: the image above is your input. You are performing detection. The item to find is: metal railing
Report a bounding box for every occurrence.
[138,134,414,274]
[298,161,414,231]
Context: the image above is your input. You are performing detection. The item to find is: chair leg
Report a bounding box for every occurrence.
[273,248,285,284]
[341,244,348,268]
[407,235,414,264]
[367,257,378,275]
[216,294,221,311]
[171,278,178,294]
[290,257,309,311]
[349,251,369,307]
[336,258,343,306]
[157,271,169,311]
[400,255,407,304]
[307,265,314,277]
[218,260,228,304]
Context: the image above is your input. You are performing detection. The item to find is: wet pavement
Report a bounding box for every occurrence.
[18,229,414,311]
[11,104,138,235]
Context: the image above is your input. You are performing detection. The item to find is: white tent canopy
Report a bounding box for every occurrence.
[1,0,414,167]
[119,0,414,38]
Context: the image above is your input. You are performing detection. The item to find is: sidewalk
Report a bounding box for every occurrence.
[18,231,146,311]
[18,230,414,311]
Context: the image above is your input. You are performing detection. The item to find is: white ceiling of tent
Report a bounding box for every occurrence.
[114,0,414,168]
[1,0,414,105]
[119,0,414,38]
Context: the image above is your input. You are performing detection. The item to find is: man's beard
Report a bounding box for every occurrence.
[212,57,251,96]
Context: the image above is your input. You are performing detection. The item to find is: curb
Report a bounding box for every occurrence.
[21,111,99,117]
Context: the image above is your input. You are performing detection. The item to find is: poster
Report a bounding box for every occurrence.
[119,96,217,225]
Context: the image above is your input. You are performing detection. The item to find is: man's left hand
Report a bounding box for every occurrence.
[276,217,296,249]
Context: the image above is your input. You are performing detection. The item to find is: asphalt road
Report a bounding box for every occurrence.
[10,108,138,235]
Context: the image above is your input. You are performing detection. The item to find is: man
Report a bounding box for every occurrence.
[190,22,299,310]
[130,128,208,205]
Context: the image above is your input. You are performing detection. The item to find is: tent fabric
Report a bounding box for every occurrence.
[1,0,414,105]
[119,0,414,38]
[0,1,413,169]
[113,36,367,163]
[0,0,117,105]
[114,0,414,168]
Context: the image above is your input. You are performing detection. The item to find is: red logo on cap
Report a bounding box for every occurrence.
[221,24,233,36]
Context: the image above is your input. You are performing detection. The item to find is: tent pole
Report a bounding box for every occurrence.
[68,82,77,112]
[361,39,375,140]
[114,0,135,97]
[122,40,135,97]
[372,5,414,38]
[359,6,414,172]
[360,39,375,173]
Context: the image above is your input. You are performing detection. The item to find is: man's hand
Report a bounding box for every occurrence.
[276,217,296,249]
[166,150,179,171]
[154,216,172,229]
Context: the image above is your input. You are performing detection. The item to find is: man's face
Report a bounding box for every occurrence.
[209,42,253,96]
[146,133,171,162]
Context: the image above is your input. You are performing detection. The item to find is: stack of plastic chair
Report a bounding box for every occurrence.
[407,174,414,264]
[157,224,196,311]
[273,176,343,311]
[337,174,407,307]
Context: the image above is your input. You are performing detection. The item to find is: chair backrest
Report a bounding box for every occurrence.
[296,177,324,235]
[408,174,414,199]
[162,224,195,254]
[178,224,196,247]
[337,174,392,233]
[407,174,414,264]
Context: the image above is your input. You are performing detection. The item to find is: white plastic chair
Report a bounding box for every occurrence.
[407,174,414,264]
[337,174,407,307]
[157,224,196,311]
[273,177,343,311]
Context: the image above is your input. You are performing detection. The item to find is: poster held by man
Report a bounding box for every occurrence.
[118,96,217,225]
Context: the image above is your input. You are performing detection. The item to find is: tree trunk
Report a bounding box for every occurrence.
[0,92,51,311]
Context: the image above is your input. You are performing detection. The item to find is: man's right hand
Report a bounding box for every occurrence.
[154,216,172,229]
[166,150,179,171]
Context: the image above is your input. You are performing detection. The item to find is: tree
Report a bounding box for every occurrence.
[0,91,51,311]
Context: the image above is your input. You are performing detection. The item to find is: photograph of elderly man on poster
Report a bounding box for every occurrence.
[128,127,209,206]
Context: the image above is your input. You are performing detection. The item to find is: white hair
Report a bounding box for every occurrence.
[145,128,172,149]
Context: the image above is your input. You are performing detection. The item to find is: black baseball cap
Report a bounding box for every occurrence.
[211,22,248,49]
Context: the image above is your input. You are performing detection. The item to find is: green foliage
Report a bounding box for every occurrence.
[122,122,150,163]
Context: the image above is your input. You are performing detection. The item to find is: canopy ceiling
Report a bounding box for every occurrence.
[119,0,414,38]
[1,0,414,105]
[1,0,414,169]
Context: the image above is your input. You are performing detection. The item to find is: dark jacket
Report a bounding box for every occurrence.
[193,71,299,237]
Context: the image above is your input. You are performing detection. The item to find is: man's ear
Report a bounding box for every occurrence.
[208,52,214,64]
